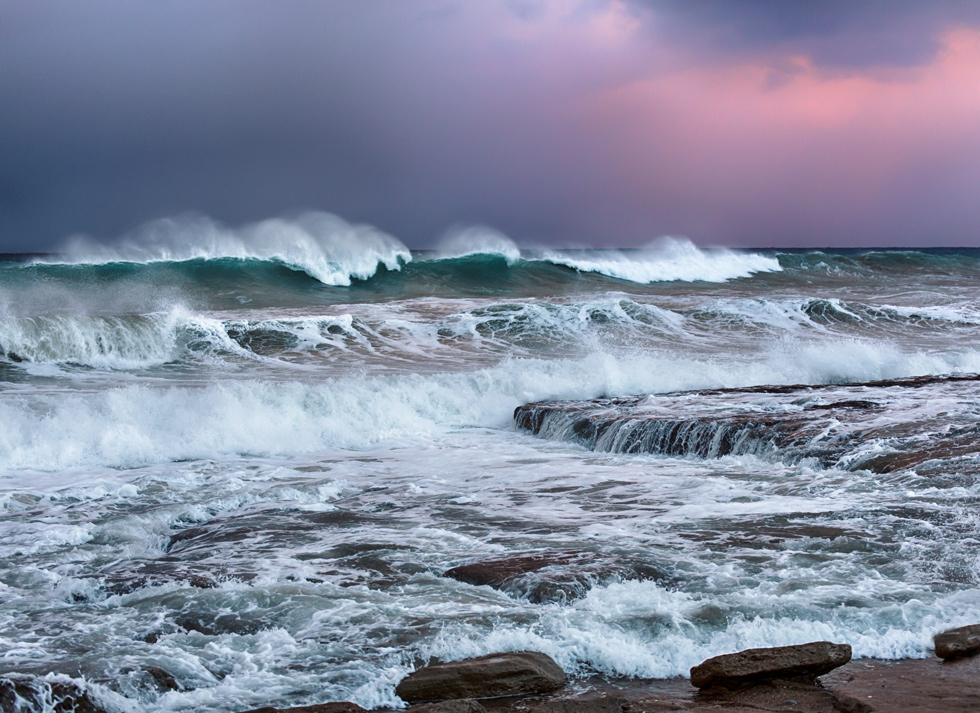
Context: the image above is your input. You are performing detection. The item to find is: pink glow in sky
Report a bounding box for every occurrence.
[1,1,978,248]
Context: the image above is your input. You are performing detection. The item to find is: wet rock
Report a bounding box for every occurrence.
[831,656,980,712]
[525,698,623,713]
[146,666,181,692]
[396,651,567,702]
[409,699,486,713]
[101,562,222,595]
[238,702,366,713]
[444,552,668,604]
[933,623,980,659]
[0,675,108,713]
[514,374,980,476]
[690,642,851,689]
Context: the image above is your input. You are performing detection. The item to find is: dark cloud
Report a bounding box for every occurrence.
[0,1,979,251]
[645,0,980,69]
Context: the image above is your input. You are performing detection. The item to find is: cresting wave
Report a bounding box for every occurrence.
[3,342,980,471]
[25,214,786,287]
[37,212,412,286]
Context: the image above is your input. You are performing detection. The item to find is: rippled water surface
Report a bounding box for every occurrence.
[2,222,979,712]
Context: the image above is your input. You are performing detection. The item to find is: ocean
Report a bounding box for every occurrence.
[1,214,979,712]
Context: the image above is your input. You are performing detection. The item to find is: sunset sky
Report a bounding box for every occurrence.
[2,1,979,250]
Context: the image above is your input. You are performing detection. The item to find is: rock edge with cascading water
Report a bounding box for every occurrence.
[514,373,980,474]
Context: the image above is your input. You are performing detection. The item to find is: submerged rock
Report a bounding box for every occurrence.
[933,623,980,659]
[690,641,851,688]
[0,675,108,713]
[395,651,567,702]
[443,551,668,603]
[145,666,181,692]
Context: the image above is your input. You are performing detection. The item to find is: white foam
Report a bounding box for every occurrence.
[435,226,522,264]
[2,339,979,471]
[39,212,411,286]
[538,237,781,284]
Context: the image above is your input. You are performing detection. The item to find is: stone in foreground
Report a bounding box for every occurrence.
[832,656,980,713]
[933,623,980,660]
[408,700,486,713]
[396,652,566,702]
[690,641,851,689]
[238,702,366,713]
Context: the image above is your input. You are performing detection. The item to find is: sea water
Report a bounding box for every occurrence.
[1,213,979,712]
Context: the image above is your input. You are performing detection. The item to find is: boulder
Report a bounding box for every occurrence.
[395,651,566,702]
[690,642,851,688]
[933,623,980,659]
[443,552,668,604]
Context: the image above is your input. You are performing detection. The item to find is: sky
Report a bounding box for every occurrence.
[1,0,979,250]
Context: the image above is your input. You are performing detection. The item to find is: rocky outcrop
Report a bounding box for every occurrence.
[443,551,669,604]
[933,623,980,660]
[395,652,566,702]
[0,675,108,713]
[690,642,852,689]
[514,374,980,475]
[831,656,980,712]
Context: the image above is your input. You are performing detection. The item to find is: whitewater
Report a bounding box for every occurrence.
[2,213,980,712]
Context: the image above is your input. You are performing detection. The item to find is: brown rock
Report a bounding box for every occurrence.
[409,699,486,713]
[526,697,623,713]
[237,702,366,713]
[396,651,567,702]
[690,642,851,688]
[444,552,668,604]
[146,666,181,692]
[933,623,980,659]
[0,676,107,713]
[831,656,980,712]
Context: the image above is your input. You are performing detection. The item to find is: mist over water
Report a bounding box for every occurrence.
[2,218,980,712]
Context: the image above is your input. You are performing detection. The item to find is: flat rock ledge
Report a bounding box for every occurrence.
[690,641,852,689]
[238,703,367,713]
[933,623,980,660]
[395,652,567,703]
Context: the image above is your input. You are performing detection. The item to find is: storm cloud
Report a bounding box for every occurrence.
[1,1,979,250]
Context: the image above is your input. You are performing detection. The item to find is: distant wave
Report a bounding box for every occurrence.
[536,237,781,283]
[35,212,411,286]
[434,226,522,264]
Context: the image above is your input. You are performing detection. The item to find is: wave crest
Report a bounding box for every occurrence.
[435,226,522,264]
[40,212,412,286]
[539,237,781,283]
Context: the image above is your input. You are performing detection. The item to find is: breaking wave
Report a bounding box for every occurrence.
[35,212,411,286]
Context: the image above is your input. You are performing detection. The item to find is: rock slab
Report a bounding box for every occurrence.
[933,623,980,660]
[238,702,366,713]
[396,651,567,702]
[690,642,851,688]
[832,656,980,713]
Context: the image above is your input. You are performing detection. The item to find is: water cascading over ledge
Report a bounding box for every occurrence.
[514,373,980,474]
